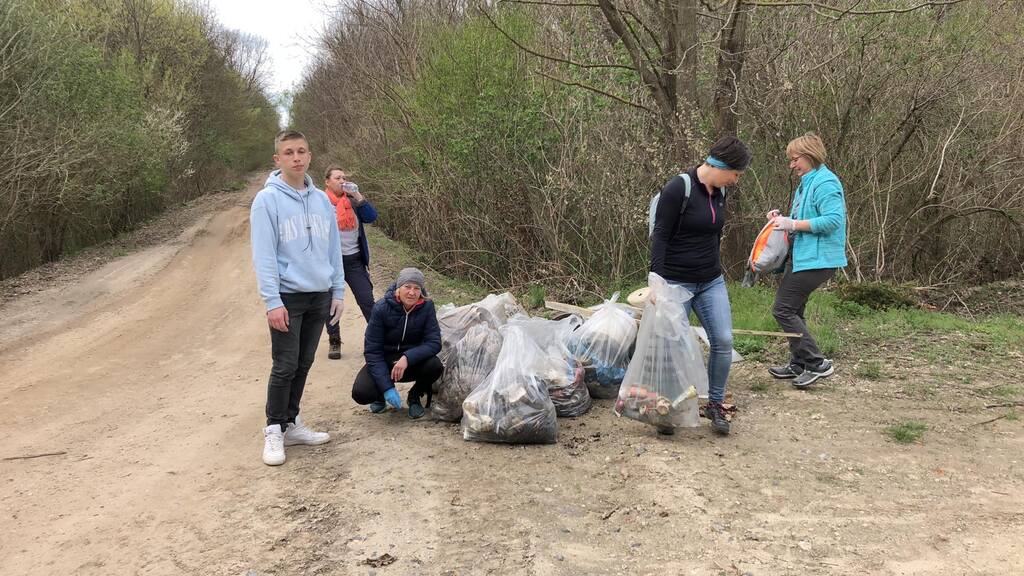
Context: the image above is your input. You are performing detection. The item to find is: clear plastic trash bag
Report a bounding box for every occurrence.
[461,325,558,444]
[507,314,591,417]
[614,273,708,430]
[567,293,638,399]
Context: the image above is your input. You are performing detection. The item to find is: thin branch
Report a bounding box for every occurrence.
[744,0,967,16]
[926,104,967,200]
[500,0,662,52]
[971,415,1007,427]
[481,7,635,71]
[532,68,655,113]
[3,451,67,461]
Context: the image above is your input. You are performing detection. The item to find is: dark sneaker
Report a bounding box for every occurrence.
[369,401,386,414]
[408,403,425,419]
[705,401,731,435]
[656,426,675,436]
[792,359,835,389]
[768,363,803,379]
[328,338,341,360]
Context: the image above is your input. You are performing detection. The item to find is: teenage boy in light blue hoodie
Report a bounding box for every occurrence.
[251,130,346,466]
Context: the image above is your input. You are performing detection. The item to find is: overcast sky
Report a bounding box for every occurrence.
[209,0,336,124]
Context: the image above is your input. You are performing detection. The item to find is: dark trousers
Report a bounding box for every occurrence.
[326,254,375,340]
[772,261,835,369]
[351,352,444,406]
[266,291,330,429]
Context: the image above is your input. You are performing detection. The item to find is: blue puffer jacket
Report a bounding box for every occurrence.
[790,164,848,273]
[363,284,442,393]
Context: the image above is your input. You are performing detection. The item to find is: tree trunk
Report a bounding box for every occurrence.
[712,0,749,136]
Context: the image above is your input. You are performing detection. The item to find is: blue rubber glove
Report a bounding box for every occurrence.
[384,388,402,410]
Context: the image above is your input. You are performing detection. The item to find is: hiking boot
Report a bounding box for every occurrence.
[768,362,804,379]
[284,415,331,446]
[705,401,731,435]
[792,359,835,389]
[369,401,387,414]
[263,424,286,466]
[408,403,425,420]
[328,337,341,360]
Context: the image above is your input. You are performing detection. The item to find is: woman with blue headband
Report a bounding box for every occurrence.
[650,135,752,436]
[766,133,847,389]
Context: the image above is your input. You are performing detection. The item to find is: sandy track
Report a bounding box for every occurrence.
[1,177,1022,575]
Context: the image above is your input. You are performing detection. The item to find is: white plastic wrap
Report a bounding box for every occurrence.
[474,292,524,325]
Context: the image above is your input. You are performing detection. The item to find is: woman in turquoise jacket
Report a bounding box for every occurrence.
[767,133,847,388]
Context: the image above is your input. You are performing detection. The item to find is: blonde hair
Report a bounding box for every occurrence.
[786,132,827,167]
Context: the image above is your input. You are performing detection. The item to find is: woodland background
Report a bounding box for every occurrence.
[5,0,1023,300]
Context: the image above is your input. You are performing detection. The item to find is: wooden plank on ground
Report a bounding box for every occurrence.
[544,300,802,338]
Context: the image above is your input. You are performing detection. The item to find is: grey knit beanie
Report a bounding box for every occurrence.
[395,267,426,292]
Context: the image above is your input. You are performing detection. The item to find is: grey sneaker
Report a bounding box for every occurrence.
[768,363,803,379]
[792,359,835,389]
[369,401,387,413]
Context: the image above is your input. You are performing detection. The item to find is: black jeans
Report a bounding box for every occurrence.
[326,254,375,339]
[351,352,444,406]
[772,261,835,369]
[266,291,330,429]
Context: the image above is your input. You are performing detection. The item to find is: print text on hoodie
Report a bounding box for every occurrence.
[250,170,346,311]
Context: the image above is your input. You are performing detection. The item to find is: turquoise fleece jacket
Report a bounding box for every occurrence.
[789,164,848,272]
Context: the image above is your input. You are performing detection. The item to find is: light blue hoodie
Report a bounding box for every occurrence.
[250,170,345,310]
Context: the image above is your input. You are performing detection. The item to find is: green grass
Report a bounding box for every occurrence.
[885,421,927,444]
[982,384,1022,399]
[366,229,1024,379]
[856,360,883,380]
[749,380,771,393]
[366,228,490,306]
[522,283,546,310]
[727,283,842,358]
[1005,410,1019,422]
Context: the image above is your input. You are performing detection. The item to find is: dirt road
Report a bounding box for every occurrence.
[1,177,1022,575]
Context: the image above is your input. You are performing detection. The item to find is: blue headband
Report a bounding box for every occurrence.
[706,156,730,169]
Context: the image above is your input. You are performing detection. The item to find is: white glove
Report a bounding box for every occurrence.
[329,298,344,326]
[773,216,797,231]
[766,209,780,220]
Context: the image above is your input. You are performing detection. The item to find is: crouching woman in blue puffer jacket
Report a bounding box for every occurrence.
[351,267,443,419]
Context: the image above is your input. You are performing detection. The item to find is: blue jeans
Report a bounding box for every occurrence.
[670,275,733,404]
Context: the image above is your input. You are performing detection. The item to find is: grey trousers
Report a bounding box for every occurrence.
[771,261,835,369]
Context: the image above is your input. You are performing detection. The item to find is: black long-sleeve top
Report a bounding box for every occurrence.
[650,168,727,283]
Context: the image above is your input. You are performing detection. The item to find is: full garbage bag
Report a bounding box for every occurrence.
[567,293,638,399]
[433,301,504,421]
[461,325,558,444]
[742,219,789,287]
[614,273,708,430]
[507,314,591,417]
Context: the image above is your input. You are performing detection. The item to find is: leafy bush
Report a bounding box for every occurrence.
[834,282,918,311]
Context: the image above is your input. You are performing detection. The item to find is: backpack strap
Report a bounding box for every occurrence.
[678,172,691,216]
[648,172,694,238]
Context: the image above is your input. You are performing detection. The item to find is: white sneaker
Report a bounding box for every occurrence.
[263,424,286,466]
[283,415,331,446]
